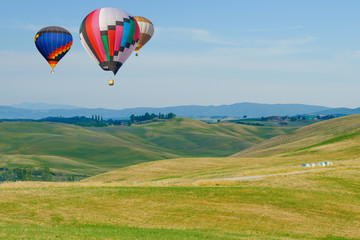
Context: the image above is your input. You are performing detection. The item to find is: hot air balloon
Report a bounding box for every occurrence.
[79,7,140,86]
[133,16,154,56]
[34,26,73,73]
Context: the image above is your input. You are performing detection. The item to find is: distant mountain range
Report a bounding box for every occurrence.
[10,102,79,110]
[310,107,360,116]
[0,102,356,120]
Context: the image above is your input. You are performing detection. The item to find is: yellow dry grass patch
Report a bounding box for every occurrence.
[83,156,285,185]
[83,152,360,187]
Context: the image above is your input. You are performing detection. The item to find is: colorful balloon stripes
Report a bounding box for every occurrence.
[34,26,73,69]
[79,8,140,75]
[134,16,154,52]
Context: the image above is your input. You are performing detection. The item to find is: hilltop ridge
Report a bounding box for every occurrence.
[231,114,360,158]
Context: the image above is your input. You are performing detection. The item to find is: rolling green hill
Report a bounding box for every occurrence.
[231,114,360,159]
[0,117,295,176]
[85,115,360,186]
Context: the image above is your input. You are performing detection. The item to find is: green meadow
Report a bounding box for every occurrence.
[0,118,294,176]
[0,115,359,239]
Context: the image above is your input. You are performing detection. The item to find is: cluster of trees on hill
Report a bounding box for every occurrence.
[234,122,265,126]
[0,167,84,182]
[40,112,177,126]
[314,115,335,120]
[38,115,130,127]
[39,116,108,127]
[259,115,335,121]
[130,112,176,123]
[0,112,177,127]
[228,114,338,127]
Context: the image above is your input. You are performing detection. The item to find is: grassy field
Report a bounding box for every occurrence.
[0,116,359,239]
[0,161,358,239]
[0,118,295,176]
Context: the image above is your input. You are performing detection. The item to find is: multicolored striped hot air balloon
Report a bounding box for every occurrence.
[133,16,154,56]
[34,26,73,73]
[79,7,140,85]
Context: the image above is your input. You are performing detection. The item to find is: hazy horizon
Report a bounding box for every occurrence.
[2,101,347,111]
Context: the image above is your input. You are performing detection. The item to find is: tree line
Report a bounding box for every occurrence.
[0,113,177,127]
[0,167,84,182]
[41,112,176,126]
[130,112,176,123]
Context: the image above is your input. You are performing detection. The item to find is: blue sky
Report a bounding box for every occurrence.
[1,0,360,109]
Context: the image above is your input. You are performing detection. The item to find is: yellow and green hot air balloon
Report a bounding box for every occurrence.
[133,16,154,56]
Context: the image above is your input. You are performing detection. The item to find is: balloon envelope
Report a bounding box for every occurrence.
[34,26,73,69]
[79,7,140,75]
[134,16,154,52]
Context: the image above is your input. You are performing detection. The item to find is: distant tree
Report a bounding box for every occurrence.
[41,166,52,181]
[167,112,176,119]
[243,115,247,119]
[130,114,135,123]
[24,167,33,181]
[144,112,150,121]
[279,121,288,126]
[67,175,76,182]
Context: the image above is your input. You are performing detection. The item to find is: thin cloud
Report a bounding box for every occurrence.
[8,24,41,31]
[335,49,360,60]
[257,36,316,45]
[155,27,239,45]
[208,36,315,57]
[214,47,309,57]
[3,23,79,35]
[242,25,304,32]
